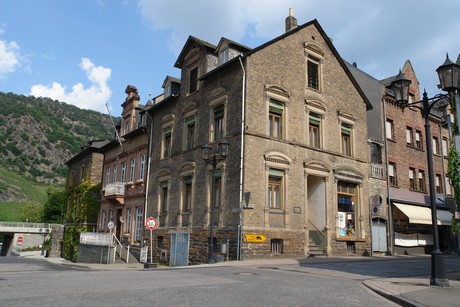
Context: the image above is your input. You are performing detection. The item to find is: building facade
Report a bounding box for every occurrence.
[146,12,373,264]
[98,85,150,245]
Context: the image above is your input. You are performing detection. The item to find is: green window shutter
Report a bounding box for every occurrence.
[269,168,284,178]
[164,127,172,137]
[269,100,284,115]
[214,105,224,118]
[309,113,321,125]
[186,116,196,126]
[341,123,351,135]
[213,169,222,179]
[183,176,193,185]
[161,181,169,188]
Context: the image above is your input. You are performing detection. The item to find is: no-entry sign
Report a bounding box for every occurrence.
[145,217,157,230]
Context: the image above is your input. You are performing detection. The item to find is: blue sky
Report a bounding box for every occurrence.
[1,0,460,116]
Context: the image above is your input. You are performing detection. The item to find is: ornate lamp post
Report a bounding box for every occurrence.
[201,139,229,264]
[391,54,459,287]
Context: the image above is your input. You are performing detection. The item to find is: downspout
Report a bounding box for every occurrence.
[382,96,393,255]
[237,56,246,261]
[142,111,154,249]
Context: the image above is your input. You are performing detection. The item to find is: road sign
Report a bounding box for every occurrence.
[17,236,23,245]
[243,234,266,243]
[145,217,157,230]
[107,221,114,230]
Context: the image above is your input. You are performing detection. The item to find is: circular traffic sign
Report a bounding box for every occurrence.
[145,217,157,230]
[107,221,114,230]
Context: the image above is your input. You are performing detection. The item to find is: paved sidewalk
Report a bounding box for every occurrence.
[22,252,460,306]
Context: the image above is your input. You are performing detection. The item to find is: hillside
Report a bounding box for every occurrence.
[0,92,115,203]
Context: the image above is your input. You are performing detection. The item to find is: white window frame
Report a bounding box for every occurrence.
[134,207,143,241]
[139,154,145,181]
[126,208,132,234]
[121,162,127,183]
[113,164,118,183]
[129,158,135,182]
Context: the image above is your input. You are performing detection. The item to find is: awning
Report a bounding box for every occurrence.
[393,203,452,226]
[437,209,453,226]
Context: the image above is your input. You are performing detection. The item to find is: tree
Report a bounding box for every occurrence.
[43,187,68,223]
[20,201,44,222]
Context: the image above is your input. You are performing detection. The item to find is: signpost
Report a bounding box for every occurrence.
[145,217,157,264]
[243,234,266,243]
[107,221,114,264]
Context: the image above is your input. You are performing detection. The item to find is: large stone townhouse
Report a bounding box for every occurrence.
[98,85,151,245]
[146,11,373,264]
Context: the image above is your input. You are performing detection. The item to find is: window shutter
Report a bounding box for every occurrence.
[213,169,222,179]
[161,181,169,188]
[164,127,172,137]
[388,164,394,176]
[214,105,224,118]
[269,168,284,178]
[309,113,321,125]
[183,176,193,185]
[269,100,284,115]
[341,123,352,135]
[186,116,196,126]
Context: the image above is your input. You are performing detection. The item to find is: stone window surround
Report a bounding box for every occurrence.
[265,86,290,140]
[306,100,326,148]
[208,89,228,143]
[160,114,175,159]
[182,102,198,151]
[338,112,356,157]
[179,162,196,228]
[157,168,171,227]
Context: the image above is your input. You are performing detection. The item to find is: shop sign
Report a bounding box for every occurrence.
[243,234,266,243]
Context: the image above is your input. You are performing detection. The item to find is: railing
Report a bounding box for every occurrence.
[0,222,55,229]
[369,163,385,179]
[308,220,327,253]
[104,182,126,196]
[112,233,129,263]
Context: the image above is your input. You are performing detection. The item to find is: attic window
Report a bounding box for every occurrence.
[189,67,198,94]
[165,84,171,97]
[218,49,229,65]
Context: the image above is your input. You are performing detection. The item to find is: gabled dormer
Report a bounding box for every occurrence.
[216,37,251,65]
[162,76,181,98]
[174,36,217,95]
[120,85,140,136]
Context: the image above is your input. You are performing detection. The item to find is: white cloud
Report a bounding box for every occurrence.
[0,37,21,79]
[30,57,112,113]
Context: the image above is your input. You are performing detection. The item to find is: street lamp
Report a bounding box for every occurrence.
[201,139,230,263]
[391,54,459,287]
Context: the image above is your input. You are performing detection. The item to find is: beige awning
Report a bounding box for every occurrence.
[393,203,452,226]
[394,203,432,224]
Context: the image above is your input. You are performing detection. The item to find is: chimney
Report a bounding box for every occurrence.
[285,8,297,32]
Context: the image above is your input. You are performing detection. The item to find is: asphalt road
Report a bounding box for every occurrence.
[0,256,398,307]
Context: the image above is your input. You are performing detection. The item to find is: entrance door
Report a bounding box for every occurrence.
[169,233,189,266]
[116,208,122,240]
[372,218,387,252]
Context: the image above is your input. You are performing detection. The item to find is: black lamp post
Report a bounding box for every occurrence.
[391,54,459,287]
[201,139,229,264]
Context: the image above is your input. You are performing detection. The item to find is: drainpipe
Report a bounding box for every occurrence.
[237,56,246,261]
[142,111,154,249]
[382,96,393,255]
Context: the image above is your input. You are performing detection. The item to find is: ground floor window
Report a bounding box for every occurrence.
[134,207,143,241]
[270,238,283,254]
[337,181,358,237]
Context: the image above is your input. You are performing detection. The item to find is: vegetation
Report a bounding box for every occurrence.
[43,187,68,224]
[63,180,101,262]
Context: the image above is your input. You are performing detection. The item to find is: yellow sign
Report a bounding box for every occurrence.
[243,234,266,243]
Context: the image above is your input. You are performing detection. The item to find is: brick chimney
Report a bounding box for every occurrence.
[285,8,297,32]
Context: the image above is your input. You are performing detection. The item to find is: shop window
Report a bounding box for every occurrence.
[271,239,283,255]
[337,181,358,238]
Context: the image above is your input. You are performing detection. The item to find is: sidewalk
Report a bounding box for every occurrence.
[22,252,460,306]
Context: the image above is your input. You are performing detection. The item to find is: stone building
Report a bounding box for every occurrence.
[381,61,454,255]
[146,11,373,264]
[98,85,151,245]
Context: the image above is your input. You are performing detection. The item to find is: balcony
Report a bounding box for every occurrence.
[104,182,126,197]
[369,163,384,179]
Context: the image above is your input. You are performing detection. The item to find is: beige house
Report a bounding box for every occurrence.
[146,11,373,263]
[99,85,151,245]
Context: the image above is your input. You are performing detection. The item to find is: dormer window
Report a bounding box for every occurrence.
[189,67,198,94]
[218,49,229,65]
[165,85,172,98]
